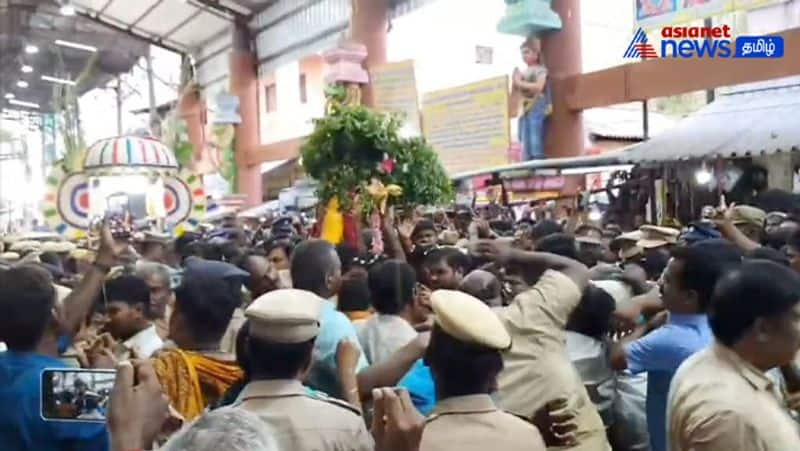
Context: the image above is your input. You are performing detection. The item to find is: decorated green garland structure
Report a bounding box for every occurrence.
[300,85,453,217]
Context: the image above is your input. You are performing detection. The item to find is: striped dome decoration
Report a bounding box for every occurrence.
[83,136,179,173]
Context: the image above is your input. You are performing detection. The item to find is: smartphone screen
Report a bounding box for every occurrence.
[41,369,116,422]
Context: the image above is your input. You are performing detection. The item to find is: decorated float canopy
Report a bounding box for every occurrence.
[497,0,562,37]
[83,135,179,175]
[44,135,205,239]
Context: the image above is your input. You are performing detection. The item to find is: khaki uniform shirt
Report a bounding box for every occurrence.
[420,394,546,451]
[668,343,800,451]
[234,379,373,451]
[495,270,610,451]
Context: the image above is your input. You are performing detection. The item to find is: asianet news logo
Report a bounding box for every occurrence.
[624,26,784,60]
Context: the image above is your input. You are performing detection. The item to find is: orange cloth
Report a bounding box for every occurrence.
[153,349,243,421]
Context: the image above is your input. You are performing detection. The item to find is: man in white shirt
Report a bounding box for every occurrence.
[565,284,617,427]
[103,275,164,359]
[358,260,429,364]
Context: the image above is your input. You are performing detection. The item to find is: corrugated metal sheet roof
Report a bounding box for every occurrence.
[620,80,800,164]
[451,151,627,181]
[584,104,675,141]
[253,0,436,75]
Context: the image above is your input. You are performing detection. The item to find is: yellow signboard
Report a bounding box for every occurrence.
[421,76,510,175]
[370,60,421,135]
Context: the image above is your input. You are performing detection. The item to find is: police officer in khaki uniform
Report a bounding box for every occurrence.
[668,261,800,450]
[233,288,373,451]
[420,289,546,451]
[470,240,611,451]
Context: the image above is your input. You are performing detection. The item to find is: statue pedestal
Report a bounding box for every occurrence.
[497,0,562,36]
[323,42,369,85]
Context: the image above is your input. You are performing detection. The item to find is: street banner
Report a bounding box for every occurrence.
[370,60,421,136]
[421,76,510,174]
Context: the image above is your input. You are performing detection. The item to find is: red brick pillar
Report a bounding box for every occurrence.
[230,23,262,207]
[351,0,389,107]
[542,0,584,159]
[177,88,205,162]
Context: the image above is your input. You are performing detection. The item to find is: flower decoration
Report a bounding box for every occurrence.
[378,154,396,174]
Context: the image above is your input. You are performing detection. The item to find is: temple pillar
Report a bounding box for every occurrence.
[351,0,389,106]
[542,0,584,159]
[230,23,262,207]
[177,87,205,161]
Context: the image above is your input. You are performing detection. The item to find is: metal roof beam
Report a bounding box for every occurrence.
[194,26,232,53]
[98,0,114,14]
[250,0,279,16]
[252,0,327,35]
[76,10,187,56]
[162,8,205,40]
[188,0,243,21]
[129,0,165,29]
[257,21,348,66]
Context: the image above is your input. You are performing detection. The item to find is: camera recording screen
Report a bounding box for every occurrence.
[41,369,116,422]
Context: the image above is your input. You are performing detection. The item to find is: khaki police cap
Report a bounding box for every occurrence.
[41,241,77,254]
[730,205,766,228]
[9,240,42,253]
[0,252,20,262]
[431,289,511,350]
[70,248,96,261]
[612,230,643,245]
[637,225,679,249]
[245,289,323,343]
[136,231,171,244]
[2,235,21,245]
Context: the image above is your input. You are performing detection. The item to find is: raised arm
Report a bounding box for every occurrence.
[356,332,429,402]
[470,240,589,291]
[382,208,407,262]
[60,224,125,337]
[713,205,760,253]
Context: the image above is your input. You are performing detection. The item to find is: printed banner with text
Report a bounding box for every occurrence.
[421,76,510,175]
[370,60,421,136]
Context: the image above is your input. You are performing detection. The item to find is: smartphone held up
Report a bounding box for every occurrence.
[41,368,117,423]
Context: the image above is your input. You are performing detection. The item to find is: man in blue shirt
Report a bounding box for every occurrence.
[398,359,435,414]
[290,240,368,399]
[611,239,742,451]
[0,227,123,451]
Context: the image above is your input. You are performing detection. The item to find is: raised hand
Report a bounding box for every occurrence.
[371,388,424,451]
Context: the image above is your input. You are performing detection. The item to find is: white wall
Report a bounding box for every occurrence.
[387,0,634,98]
[259,61,326,145]
[744,0,800,32]
[257,0,637,145]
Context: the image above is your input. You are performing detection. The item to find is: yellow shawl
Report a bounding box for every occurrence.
[153,349,243,421]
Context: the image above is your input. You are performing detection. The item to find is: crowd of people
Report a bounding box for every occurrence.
[1,197,800,451]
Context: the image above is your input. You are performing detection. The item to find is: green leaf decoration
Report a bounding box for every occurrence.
[301,85,452,215]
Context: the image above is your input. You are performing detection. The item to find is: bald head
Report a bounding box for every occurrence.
[459,270,503,307]
[290,239,341,298]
